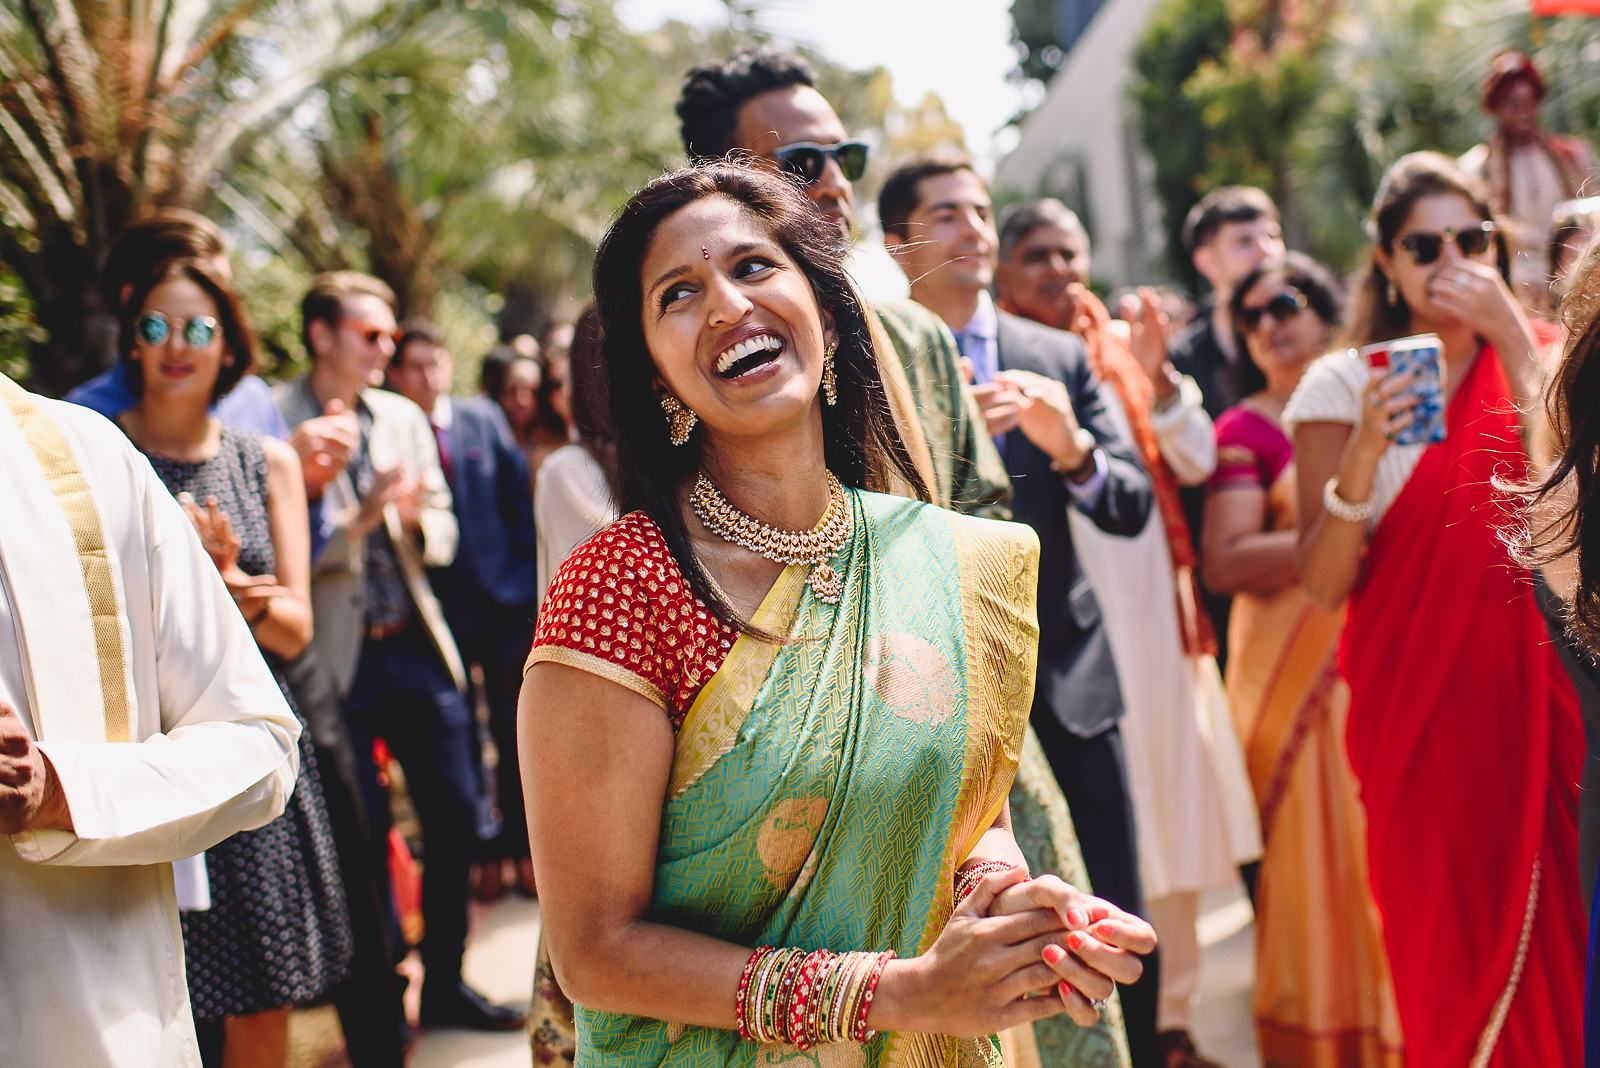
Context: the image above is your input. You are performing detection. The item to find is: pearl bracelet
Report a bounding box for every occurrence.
[1322,476,1375,524]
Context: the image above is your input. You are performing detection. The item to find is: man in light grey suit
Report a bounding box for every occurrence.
[276,271,524,1032]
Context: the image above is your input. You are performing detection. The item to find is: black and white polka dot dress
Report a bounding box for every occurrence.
[142,425,353,1020]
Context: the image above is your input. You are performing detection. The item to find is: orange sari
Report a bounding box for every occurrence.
[1215,405,1402,1067]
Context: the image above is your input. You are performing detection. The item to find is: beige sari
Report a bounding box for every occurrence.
[1223,433,1402,1067]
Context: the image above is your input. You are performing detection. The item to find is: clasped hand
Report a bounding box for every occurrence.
[0,703,70,834]
[969,369,1092,471]
[901,867,1155,1036]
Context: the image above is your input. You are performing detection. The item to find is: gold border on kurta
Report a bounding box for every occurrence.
[0,374,131,743]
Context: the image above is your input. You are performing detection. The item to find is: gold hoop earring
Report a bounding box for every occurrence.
[660,392,697,446]
[822,342,838,407]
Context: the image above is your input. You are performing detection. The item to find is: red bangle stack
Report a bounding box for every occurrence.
[954,858,1022,905]
[735,945,897,1047]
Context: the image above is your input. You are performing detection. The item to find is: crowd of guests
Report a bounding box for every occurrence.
[6,34,1600,1068]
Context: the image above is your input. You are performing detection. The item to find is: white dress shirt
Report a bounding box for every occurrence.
[0,385,299,1068]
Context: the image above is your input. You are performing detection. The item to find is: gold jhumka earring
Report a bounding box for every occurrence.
[660,392,697,446]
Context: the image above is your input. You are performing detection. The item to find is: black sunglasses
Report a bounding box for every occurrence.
[770,140,869,185]
[136,310,219,349]
[1237,287,1308,330]
[1396,221,1496,265]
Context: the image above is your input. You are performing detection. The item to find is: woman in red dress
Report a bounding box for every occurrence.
[1288,151,1584,1065]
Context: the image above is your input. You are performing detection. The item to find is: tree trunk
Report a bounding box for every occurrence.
[27,249,116,397]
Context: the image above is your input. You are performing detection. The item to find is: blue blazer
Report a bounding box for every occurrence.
[996,310,1153,739]
[439,396,538,610]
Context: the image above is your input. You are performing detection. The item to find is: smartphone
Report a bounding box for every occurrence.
[1359,333,1445,446]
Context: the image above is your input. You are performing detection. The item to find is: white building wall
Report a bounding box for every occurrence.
[995,0,1167,288]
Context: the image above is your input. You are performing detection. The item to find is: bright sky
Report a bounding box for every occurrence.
[615,0,1029,169]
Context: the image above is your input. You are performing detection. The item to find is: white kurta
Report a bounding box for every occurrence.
[0,387,300,1068]
[1067,377,1261,898]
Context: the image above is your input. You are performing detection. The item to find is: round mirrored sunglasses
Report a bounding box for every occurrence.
[136,311,219,349]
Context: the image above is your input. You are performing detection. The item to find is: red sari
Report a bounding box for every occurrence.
[1340,346,1585,1064]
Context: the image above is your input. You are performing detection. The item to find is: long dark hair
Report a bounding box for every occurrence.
[591,161,928,633]
[566,302,617,489]
[1228,251,1346,397]
[1343,151,1511,349]
[1522,242,1600,649]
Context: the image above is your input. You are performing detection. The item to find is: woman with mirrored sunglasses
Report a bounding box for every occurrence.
[1286,151,1584,1065]
[115,258,354,1068]
[1203,252,1403,1066]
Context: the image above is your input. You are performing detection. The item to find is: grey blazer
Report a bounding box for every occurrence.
[275,377,464,695]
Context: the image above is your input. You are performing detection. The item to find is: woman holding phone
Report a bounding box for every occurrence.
[1287,152,1583,1065]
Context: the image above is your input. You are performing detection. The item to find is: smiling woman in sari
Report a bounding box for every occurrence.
[518,163,1156,1066]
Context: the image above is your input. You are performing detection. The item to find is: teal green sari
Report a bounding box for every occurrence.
[576,490,1038,1066]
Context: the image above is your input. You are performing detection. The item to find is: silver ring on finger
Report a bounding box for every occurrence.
[1090,996,1108,1009]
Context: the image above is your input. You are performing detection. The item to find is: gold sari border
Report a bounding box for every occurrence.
[1470,855,1541,1068]
[523,645,668,712]
[887,514,1037,1068]
[667,564,808,800]
[0,375,131,742]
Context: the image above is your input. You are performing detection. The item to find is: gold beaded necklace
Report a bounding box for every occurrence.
[689,471,852,604]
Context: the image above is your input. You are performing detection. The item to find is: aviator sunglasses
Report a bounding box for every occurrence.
[1237,286,1308,331]
[136,310,219,349]
[770,140,870,185]
[1396,221,1496,265]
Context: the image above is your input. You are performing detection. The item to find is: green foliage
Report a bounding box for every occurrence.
[0,265,42,383]
[1129,0,1233,279]
[232,252,316,382]
[1010,0,1069,86]
[1131,0,1600,279]
[2,0,962,389]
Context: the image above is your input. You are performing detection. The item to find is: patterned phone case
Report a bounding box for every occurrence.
[1390,340,1446,446]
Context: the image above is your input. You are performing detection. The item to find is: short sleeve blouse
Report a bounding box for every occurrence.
[1211,406,1292,491]
[526,512,737,730]
[1282,350,1426,526]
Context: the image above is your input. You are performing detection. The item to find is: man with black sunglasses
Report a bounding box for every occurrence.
[676,47,1011,518]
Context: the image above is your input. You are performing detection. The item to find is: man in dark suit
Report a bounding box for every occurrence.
[882,154,1164,1067]
[1167,187,1284,675]
[388,321,541,901]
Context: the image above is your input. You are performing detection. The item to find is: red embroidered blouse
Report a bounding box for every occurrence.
[527,512,737,729]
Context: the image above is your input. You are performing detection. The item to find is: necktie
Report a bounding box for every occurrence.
[432,420,454,484]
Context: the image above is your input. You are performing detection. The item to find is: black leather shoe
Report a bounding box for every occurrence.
[419,979,528,1032]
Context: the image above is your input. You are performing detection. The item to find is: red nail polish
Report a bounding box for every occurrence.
[1042,944,1064,964]
[1090,906,1110,922]
[1095,922,1115,939]
[1067,908,1089,927]
[1067,931,1086,952]
[1058,980,1073,998]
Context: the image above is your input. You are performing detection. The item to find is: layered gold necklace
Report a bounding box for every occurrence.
[689,471,852,604]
